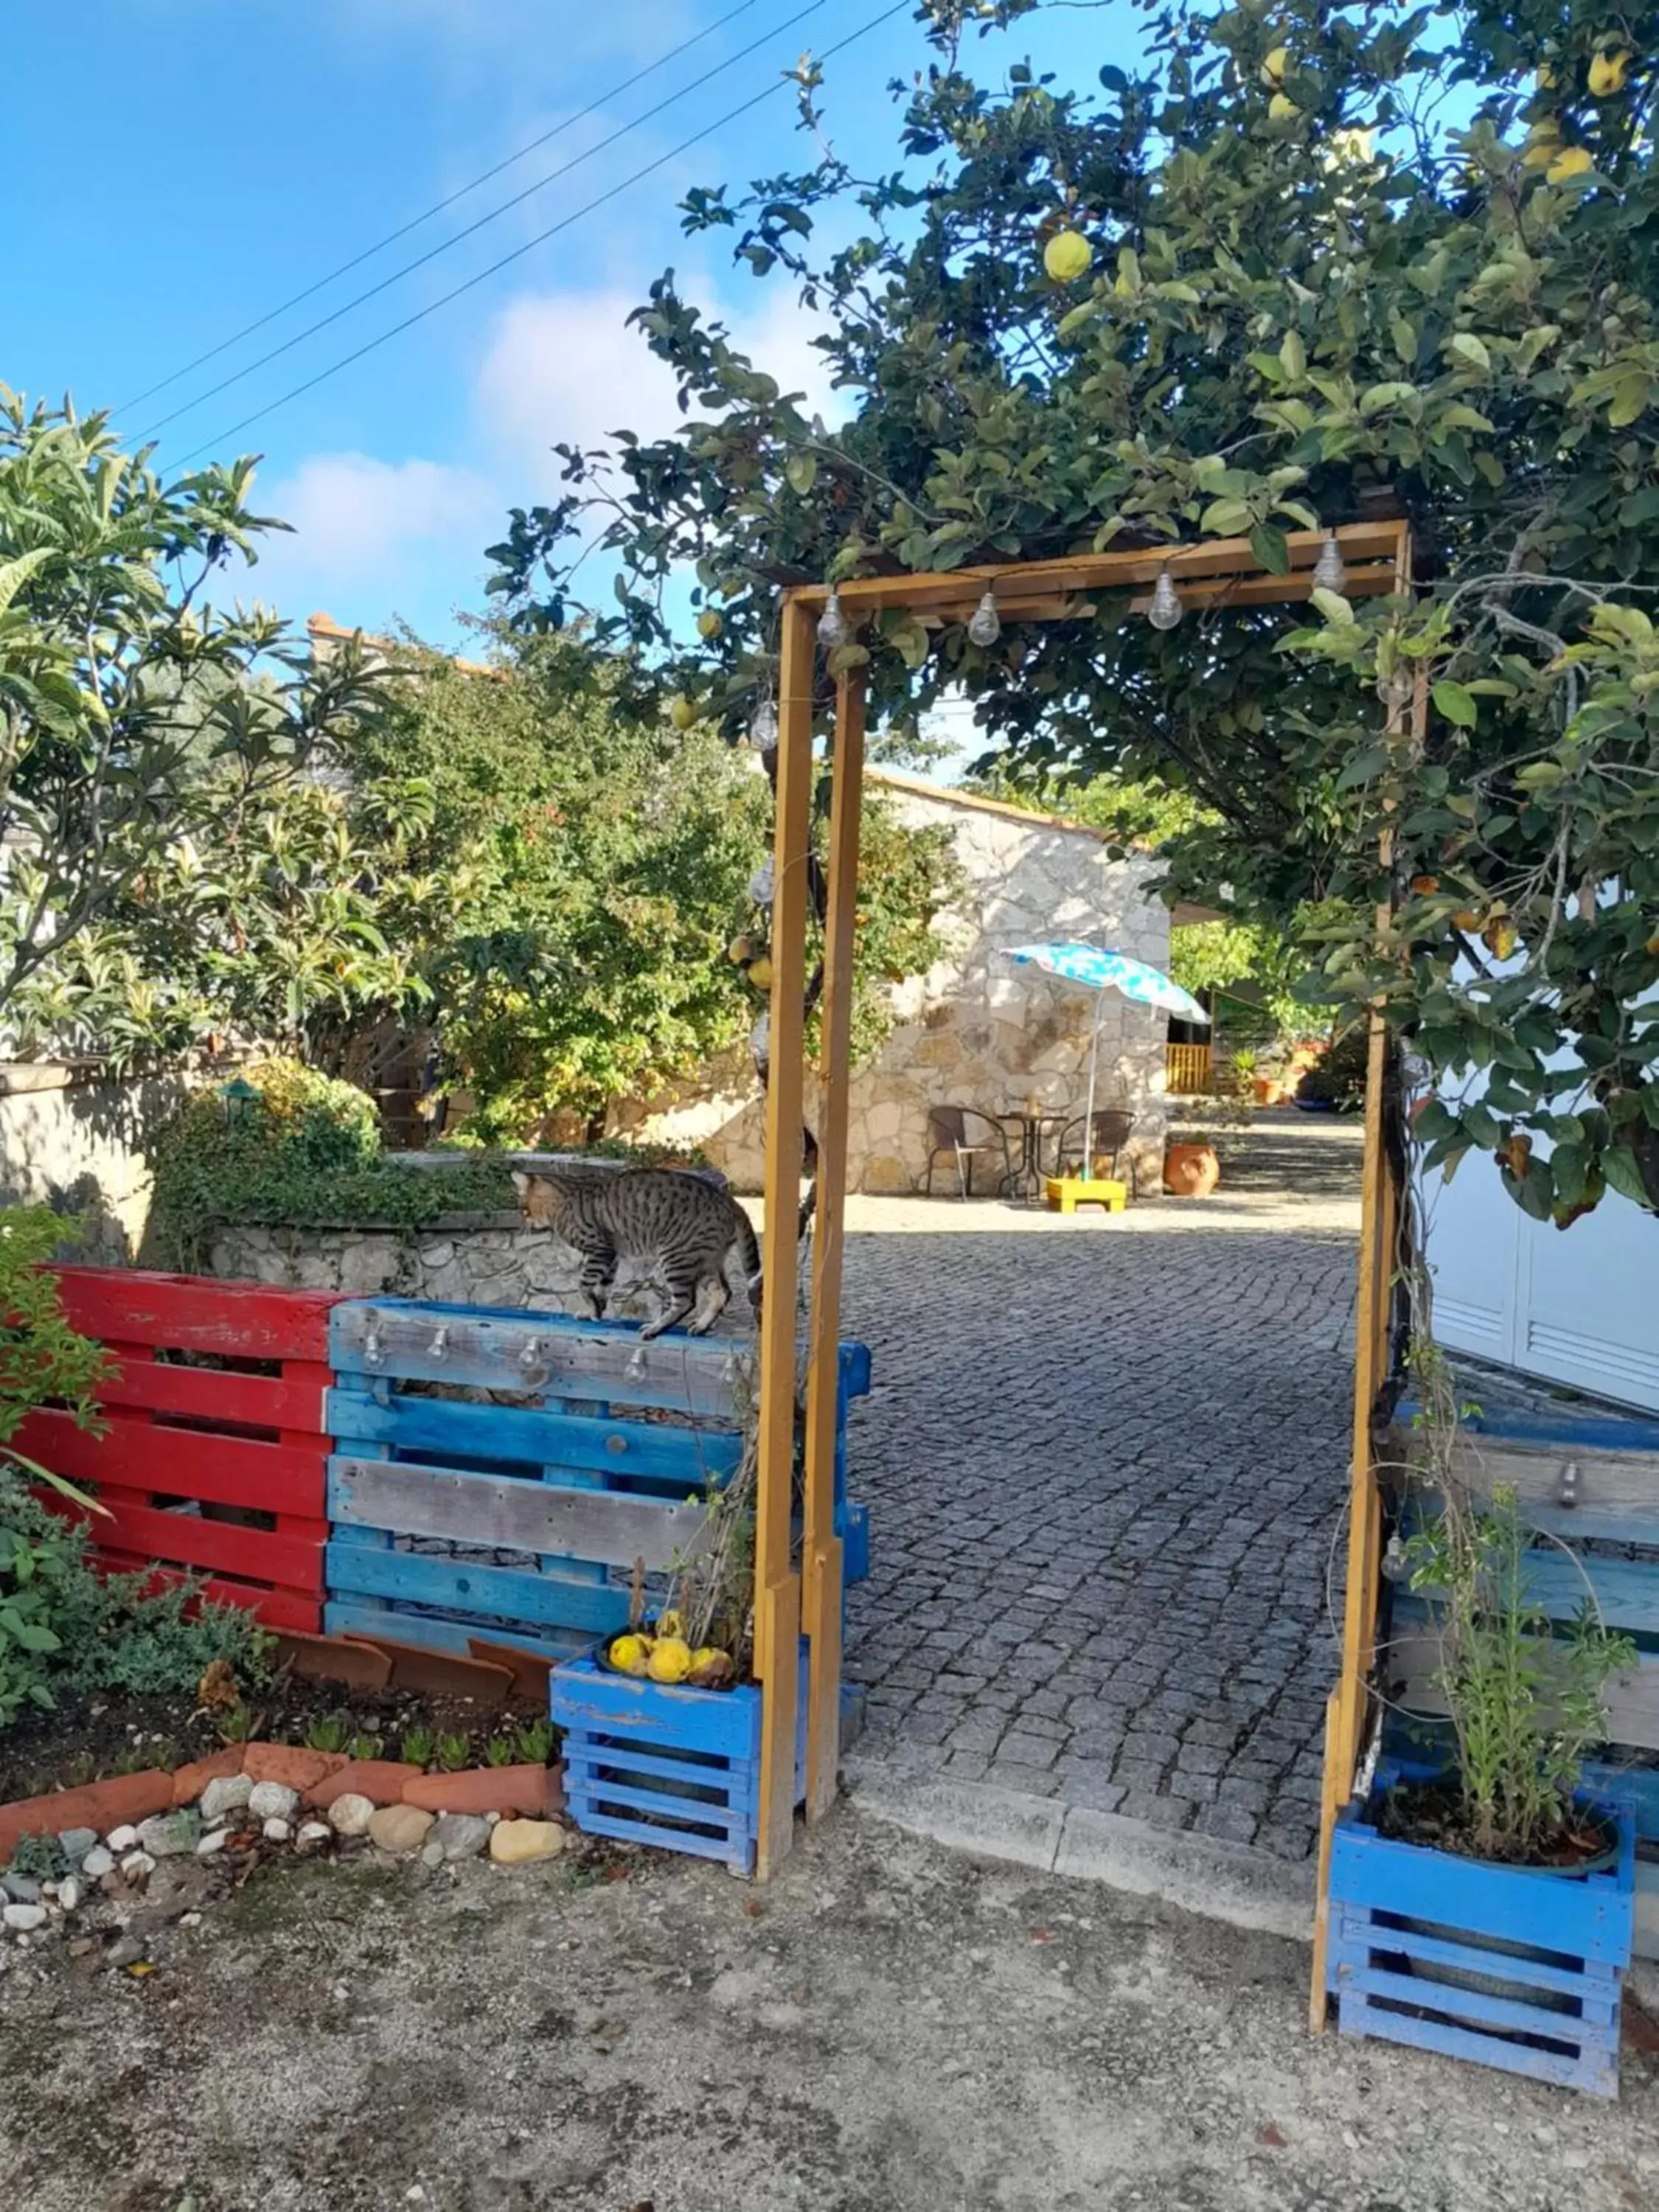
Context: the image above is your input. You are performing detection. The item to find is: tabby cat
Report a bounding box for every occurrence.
[513,1168,761,1338]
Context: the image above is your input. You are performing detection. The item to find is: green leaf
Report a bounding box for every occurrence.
[1447,333,1492,375]
[1607,374,1651,429]
[1431,681,1478,728]
[1249,523,1290,576]
[1200,498,1253,536]
[1310,587,1354,625]
[1279,330,1307,380]
[1335,745,1388,790]
[1601,1144,1653,1208]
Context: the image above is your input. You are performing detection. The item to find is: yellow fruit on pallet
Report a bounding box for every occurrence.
[647,1637,693,1683]
[608,1633,650,1676]
[656,1609,685,1639]
[1043,230,1093,282]
[1547,145,1594,183]
[1589,51,1629,97]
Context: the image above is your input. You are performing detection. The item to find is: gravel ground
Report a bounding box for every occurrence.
[3,1804,1655,2212]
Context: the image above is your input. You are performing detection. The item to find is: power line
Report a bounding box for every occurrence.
[171,0,910,470]
[139,0,835,442]
[118,0,769,417]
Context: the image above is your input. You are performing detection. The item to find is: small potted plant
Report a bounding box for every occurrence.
[1329,1348,1638,2093]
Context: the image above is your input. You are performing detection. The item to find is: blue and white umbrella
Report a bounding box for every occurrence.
[1006,944,1209,1180]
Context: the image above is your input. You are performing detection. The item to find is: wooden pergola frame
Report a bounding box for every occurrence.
[755,519,1416,2031]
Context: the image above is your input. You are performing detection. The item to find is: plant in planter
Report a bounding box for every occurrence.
[1163,1131,1222,1197]
[1329,1340,1639,2093]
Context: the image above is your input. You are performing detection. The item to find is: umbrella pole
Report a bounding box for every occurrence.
[1082,994,1102,1181]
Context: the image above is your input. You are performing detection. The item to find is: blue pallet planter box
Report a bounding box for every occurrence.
[551,1647,808,1876]
[1328,1766,1636,2097]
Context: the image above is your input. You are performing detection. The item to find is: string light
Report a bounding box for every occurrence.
[748,695,779,751]
[817,588,848,649]
[1312,529,1348,594]
[1147,566,1184,631]
[748,855,774,907]
[967,588,1001,647]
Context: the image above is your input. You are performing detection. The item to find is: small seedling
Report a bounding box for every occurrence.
[484,1736,516,1767]
[400,1727,437,1770]
[515,1717,556,1764]
[349,1732,380,1761]
[436,1731,470,1773]
[218,1702,256,1745]
[112,1746,145,1776]
[305,1716,352,1756]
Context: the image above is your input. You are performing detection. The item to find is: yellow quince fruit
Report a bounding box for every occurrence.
[647,1637,693,1684]
[608,1633,651,1677]
[697,609,723,640]
[1261,46,1289,86]
[1546,145,1595,183]
[1268,92,1299,122]
[1520,123,1561,169]
[1043,229,1093,282]
[668,695,696,732]
[748,956,774,992]
[1589,51,1629,97]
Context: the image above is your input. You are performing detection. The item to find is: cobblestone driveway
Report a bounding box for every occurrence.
[838,1113,1363,1860]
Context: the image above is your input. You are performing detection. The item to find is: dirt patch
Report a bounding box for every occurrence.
[0,1805,1654,2211]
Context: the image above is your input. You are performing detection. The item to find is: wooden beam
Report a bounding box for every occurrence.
[754,594,815,1879]
[1310,526,1416,2031]
[801,667,866,1821]
[782,521,1410,618]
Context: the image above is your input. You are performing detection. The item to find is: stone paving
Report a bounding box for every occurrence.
[838,1112,1364,1861]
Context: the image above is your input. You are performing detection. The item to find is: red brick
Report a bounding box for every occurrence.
[243,1744,345,1792]
[0,1770,173,1860]
[304,1760,424,1810]
[401,1763,560,1818]
[361,1638,515,1708]
[466,1638,553,1711]
[170,1747,246,1806]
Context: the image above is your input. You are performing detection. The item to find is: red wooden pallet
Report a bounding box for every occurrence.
[18,1267,343,1633]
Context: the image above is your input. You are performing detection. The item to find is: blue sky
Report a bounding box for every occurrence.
[7,1,1138,658]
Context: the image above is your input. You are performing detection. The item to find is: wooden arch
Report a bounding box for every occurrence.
[754,519,1414,2030]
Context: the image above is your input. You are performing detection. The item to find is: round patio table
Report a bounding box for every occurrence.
[1000,1107,1068,1203]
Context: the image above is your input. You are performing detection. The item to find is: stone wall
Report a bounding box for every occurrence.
[614,773,1172,1194]
[0,1062,197,1262]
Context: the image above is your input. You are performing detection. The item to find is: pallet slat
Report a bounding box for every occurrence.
[324,1540,630,1638]
[21,1407,326,1516]
[86,1498,324,1593]
[52,1266,338,1362]
[326,1385,744,1492]
[328,1455,709,1573]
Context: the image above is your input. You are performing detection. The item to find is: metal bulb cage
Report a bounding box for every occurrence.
[1147,566,1184,631]
[967,588,1001,647]
[817,589,849,650]
[748,696,779,751]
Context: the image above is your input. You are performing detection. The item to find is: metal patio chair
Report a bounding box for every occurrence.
[923,1105,1015,1199]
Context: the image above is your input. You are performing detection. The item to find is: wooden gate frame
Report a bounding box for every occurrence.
[755,523,1414,2032]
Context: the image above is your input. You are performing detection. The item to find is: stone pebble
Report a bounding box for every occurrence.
[247,1781,300,1824]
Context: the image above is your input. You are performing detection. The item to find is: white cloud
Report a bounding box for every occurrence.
[473,279,842,495]
[239,451,500,625]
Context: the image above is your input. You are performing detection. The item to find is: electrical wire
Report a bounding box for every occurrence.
[139,0,839,442]
[170,0,910,468]
[117,0,769,417]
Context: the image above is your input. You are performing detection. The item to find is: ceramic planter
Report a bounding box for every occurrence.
[1163,1141,1221,1197]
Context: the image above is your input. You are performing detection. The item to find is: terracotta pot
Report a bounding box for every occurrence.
[1163,1141,1221,1197]
[1252,1077,1283,1107]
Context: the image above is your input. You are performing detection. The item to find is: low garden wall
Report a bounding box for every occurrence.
[208,1213,608,1311]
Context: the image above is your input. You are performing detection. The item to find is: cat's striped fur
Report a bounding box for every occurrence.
[512,1167,761,1339]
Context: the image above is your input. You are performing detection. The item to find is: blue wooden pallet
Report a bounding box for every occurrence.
[323,1300,872,1658]
[1328,1763,1635,2096]
[550,1647,808,1875]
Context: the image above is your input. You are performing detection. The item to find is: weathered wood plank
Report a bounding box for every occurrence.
[325,1386,742,1492]
[324,1540,630,1638]
[1394,1428,1659,1543]
[52,1266,338,1361]
[20,1407,326,1514]
[322,1601,591,1662]
[1386,1618,1659,1751]
[328,1455,708,1571]
[330,1301,754,1416]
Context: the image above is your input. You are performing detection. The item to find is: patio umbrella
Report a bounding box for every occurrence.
[1006,945,1210,1180]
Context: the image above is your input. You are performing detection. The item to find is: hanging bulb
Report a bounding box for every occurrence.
[1147,565,1184,631]
[748,696,779,751]
[748,854,774,908]
[1312,529,1347,594]
[817,589,848,650]
[967,588,1001,647]
[626,1343,648,1381]
[1382,1532,1410,1583]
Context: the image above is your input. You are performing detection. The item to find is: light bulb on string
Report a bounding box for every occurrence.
[967,589,1001,647]
[748,854,774,908]
[1147,566,1184,631]
[817,589,848,650]
[1312,530,1347,594]
[748,695,779,751]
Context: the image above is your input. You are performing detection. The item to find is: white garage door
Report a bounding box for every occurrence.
[1426,1156,1659,1413]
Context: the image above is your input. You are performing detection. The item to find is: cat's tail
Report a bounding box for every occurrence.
[733,1205,762,1318]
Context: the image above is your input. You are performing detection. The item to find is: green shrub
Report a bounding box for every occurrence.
[1295,1025,1371,1112]
[147,1058,515,1267]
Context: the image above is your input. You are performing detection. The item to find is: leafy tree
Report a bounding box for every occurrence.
[0,391,414,1061]
[485,0,1659,1222]
[343,626,957,1143]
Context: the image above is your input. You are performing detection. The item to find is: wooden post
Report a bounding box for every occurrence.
[754,595,815,1879]
[801,667,866,1820]
[1310,543,1418,2028]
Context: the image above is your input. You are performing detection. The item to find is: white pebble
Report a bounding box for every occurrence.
[56,1879,80,1913]
[326,1792,375,1838]
[3,1905,46,1933]
[105,1826,139,1854]
[80,1846,114,1879]
[247,1781,300,1823]
[262,1817,293,1843]
[298,1821,333,1847]
[119,1851,156,1882]
[179,1911,203,1928]
[196,1830,230,1857]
